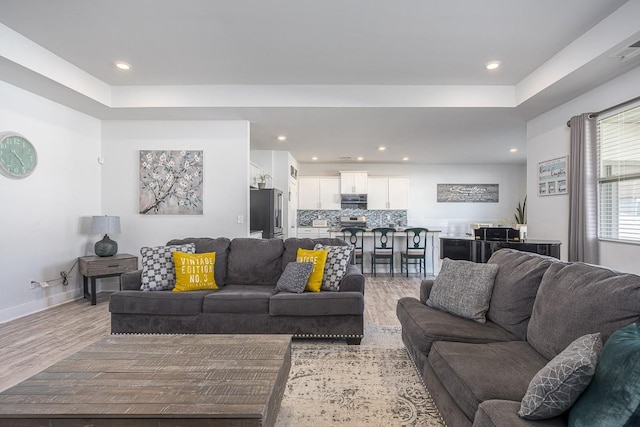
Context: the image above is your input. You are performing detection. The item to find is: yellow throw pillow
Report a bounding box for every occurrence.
[296,248,328,292]
[172,251,218,292]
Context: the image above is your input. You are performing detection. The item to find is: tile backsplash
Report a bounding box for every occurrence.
[298,209,408,228]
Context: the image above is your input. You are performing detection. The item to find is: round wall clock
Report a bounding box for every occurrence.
[0,132,38,179]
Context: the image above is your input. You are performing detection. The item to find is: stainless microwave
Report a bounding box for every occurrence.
[340,193,367,209]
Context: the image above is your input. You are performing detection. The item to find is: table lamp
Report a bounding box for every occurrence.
[90,215,121,257]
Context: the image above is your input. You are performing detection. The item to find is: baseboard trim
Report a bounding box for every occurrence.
[0,287,83,324]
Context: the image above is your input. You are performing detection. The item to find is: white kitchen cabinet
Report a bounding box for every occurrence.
[367,177,409,209]
[340,172,368,194]
[297,227,331,239]
[298,177,340,210]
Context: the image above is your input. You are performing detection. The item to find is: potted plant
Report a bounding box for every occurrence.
[257,173,271,189]
[514,196,527,239]
[514,196,527,225]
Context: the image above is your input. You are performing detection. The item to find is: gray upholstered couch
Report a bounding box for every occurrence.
[397,249,640,426]
[110,237,365,344]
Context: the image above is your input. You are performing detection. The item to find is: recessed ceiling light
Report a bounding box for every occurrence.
[114,61,131,70]
[277,135,287,141]
[402,157,409,161]
[510,148,518,153]
[378,146,386,151]
[357,157,364,161]
[486,61,501,70]
[312,156,318,161]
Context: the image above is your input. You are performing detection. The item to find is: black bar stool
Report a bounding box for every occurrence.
[340,227,365,273]
[401,227,429,277]
[371,227,396,276]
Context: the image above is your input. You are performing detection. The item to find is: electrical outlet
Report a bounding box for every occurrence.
[237,215,243,224]
[29,279,36,289]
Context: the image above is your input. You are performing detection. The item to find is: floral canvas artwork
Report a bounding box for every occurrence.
[139,150,203,215]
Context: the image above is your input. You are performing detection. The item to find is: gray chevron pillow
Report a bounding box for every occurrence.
[519,333,602,420]
[276,262,314,293]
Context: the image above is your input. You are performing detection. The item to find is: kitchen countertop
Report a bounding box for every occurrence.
[328,228,441,233]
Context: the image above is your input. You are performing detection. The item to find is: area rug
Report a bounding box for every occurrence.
[275,325,445,426]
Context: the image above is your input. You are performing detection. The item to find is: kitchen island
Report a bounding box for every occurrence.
[329,228,441,275]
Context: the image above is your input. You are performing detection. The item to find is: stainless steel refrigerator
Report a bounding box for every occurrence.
[250,188,284,239]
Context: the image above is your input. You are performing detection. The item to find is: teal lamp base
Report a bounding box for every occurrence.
[95,234,118,257]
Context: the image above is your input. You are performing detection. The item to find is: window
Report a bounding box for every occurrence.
[597,104,640,243]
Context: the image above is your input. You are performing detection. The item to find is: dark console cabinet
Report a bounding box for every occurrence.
[440,237,561,263]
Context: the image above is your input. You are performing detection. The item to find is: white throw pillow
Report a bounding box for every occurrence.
[140,243,196,291]
[314,243,354,291]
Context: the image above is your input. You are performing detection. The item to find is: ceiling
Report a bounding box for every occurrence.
[1,0,639,165]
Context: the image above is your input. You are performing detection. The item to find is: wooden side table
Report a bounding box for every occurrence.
[78,253,138,305]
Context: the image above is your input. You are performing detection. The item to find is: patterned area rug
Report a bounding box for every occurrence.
[276,326,445,426]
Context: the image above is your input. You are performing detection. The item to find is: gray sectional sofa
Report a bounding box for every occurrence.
[110,237,365,344]
[397,249,640,426]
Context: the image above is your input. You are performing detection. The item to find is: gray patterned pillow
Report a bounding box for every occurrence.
[519,333,602,420]
[140,243,196,291]
[426,258,498,323]
[314,243,354,291]
[276,262,314,293]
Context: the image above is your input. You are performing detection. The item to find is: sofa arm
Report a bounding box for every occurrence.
[420,279,435,304]
[121,270,142,290]
[339,265,365,294]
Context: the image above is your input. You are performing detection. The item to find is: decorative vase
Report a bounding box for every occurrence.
[95,234,118,257]
[515,224,528,240]
[258,182,265,189]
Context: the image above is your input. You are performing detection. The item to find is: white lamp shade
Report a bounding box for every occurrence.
[90,216,121,234]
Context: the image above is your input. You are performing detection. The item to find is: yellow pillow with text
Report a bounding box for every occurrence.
[296,248,328,292]
[172,251,218,292]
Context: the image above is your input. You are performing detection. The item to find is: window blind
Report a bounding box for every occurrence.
[597,104,640,242]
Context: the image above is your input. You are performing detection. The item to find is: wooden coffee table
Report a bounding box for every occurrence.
[0,334,291,426]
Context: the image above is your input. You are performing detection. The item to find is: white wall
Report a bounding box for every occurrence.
[101,121,251,267]
[300,162,527,236]
[527,66,640,270]
[0,81,101,322]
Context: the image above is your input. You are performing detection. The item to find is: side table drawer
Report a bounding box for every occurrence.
[79,256,138,276]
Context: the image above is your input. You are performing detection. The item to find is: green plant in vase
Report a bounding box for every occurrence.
[257,173,272,189]
[515,196,527,225]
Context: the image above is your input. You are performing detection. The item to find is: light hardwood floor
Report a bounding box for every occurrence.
[0,274,429,392]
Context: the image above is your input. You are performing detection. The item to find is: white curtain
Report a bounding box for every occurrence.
[568,113,599,264]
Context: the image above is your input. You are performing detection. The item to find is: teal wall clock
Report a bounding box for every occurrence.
[0,132,38,179]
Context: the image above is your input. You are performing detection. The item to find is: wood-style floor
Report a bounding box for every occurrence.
[0,274,429,392]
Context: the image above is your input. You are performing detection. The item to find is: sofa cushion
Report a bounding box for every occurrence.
[276,262,314,293]
[314,243,354,291]
[487,249,557,340]
[226,238,284,286]
[568,322,640,427]
[426,258,499,323]
[474,400,567,427]
[397,297,518,355]
[429,340,548,420]
[167,237,231,286]
[202,284,276,313]
[282,237,349,269]
[527,262,640,360]
[140,243,196,291]
[519,333,602,420]
[172,251,218,292]
[270,291,364,316]
[109,290,210,315]
[296,248,328,292]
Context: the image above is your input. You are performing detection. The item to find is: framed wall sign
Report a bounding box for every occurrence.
[538,156,568,196]
[437,184,499,203]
